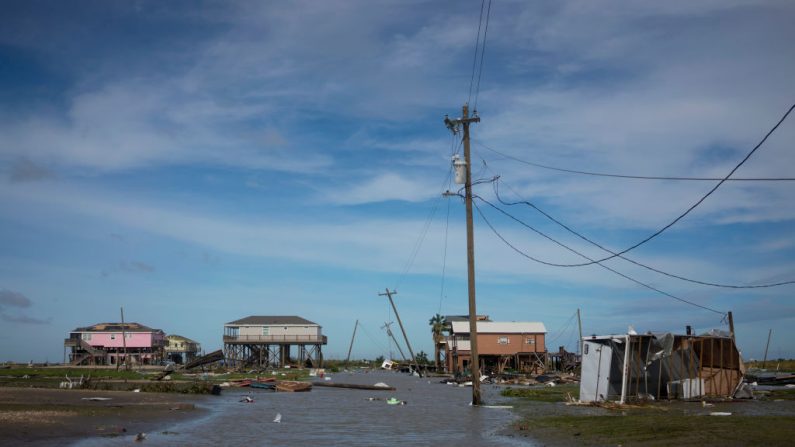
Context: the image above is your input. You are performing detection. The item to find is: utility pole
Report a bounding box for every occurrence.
[381,322,408,362]
[577,308,583,356]
[379,289,422,376]
[727,311,735,343]
[445,103,482,405]
[345,320,358,368]
[119,307,128,371]
[762,329,772,369]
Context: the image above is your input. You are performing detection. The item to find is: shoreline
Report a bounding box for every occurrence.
[0,387,209,445]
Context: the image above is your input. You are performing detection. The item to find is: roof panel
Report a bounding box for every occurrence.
[226,316,318,326]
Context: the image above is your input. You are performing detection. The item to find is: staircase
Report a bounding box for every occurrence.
[68,338,105,365]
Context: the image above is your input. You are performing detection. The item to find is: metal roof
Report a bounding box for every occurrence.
[72,322,161,333]
[225,316,318,326]
[443,315,491,322]
[166,334,199,344]
[451,321,547,334]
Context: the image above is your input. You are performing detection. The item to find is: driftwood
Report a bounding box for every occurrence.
[311,382,396,391]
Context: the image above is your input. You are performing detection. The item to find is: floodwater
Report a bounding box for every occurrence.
[73,370,534,446]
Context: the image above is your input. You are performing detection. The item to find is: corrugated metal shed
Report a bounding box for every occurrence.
[226,315,318,326]
[451,321,547,334]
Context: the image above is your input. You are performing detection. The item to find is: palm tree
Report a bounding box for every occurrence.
[429,314,446,370]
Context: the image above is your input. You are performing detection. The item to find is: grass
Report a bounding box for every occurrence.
[0,366,312,393]
[762,388,795,401]
[501,384,579,402]
[515,413,795,446]
[745,359,795,372]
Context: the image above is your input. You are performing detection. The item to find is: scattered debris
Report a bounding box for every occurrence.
[273,412,282,423]
[312,382,394,391]
[135,432,147,442]
[81,397,112,401]
[240,396,254,403]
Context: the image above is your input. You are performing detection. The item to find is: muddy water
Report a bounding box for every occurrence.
[73,371,534,446]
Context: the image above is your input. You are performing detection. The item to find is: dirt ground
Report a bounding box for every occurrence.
[0,387,207,445]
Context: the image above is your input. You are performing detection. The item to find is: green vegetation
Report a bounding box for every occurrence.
[501,384,579,402]
[745,359,795,372]
[0,367,146,380]
[761,387,795,401]
[514,414,795,446]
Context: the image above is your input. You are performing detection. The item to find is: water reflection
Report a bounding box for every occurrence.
[73,370,534,446]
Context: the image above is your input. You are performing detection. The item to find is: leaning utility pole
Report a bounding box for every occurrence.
[379,289,422,376]
[381,322,408,362]
[762,328,772,369]
[119,307,129,371]
[345,320,359,367]
[445,103,482,405]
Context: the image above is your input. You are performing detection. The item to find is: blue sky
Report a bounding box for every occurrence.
[1,1,794,363]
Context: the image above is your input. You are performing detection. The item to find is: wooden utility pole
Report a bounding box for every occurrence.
[727,311,735,342]
[379,289,422,376]
[381,322,408,362]
[577,308,583,356]
[119,307,128,371]
[345,320,359,367]
[762,329,772,369]
[448,104,483,405]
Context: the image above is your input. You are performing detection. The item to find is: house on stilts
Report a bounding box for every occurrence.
[223,316,326,369]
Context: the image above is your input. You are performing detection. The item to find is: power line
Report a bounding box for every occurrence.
[492,180,795,289]
[487,102,795,267]
[467,0,487,106]
[472,195,726,316]
[547,311,577,345]
[473,0,492,111]
[438,182,452,315]
[476,140,795,181]
[394,168,453,290]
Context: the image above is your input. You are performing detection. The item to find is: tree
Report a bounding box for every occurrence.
[415,350,429,365]
[375,355,385,365]
[429,314,446,370]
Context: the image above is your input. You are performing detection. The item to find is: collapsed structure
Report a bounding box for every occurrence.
[580,330,744,403]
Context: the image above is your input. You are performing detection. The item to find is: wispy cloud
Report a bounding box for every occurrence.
[0,289,32,308]
[0,289,50,325]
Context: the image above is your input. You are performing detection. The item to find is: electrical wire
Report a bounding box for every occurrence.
[547,311,577,345]
[472,195,726,316]
[473,0,492,111]
[467,0,486,106]
[357,322,391,354]
[492,180,795,288]
[438,176,452,315]
[475,140,795,181]
[394,168,453,290]
[488,102,795,267]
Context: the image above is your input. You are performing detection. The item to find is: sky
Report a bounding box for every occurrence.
[1,0,794,363]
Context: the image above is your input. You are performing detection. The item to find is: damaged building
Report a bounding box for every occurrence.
[580,330,745,404]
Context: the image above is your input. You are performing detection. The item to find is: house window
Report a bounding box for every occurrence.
[81,333,92,341]
[497,336,510,345]
[525,337,535,345]
[262,327,270,336]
